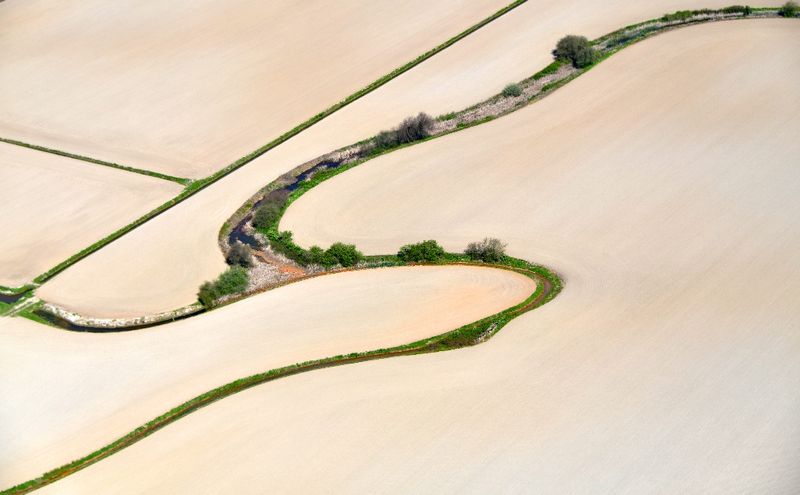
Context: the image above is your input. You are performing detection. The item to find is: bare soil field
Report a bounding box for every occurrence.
[0,0,506,178]
[0,142,181,287]
[47,20,800,493]
[0,265,534,488]
[33,0,765,319]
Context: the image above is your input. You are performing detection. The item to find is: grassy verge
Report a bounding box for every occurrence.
[0,284,34,296]
[15,0,528,288]
[2,258,559,495]
[0,137,191,185]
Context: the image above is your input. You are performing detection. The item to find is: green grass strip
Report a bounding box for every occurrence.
[20,0,528,286]
[2,259,560,495]
[0,137,191,185]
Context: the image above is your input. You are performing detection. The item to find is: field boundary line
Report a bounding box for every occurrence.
[14,0,529,288]
[0,137,191,185]
[2,260,561,494]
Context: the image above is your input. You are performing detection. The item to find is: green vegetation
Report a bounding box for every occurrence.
[198,266,249,308]
[225,243,252,268]
[553,35,596,68]
[307,246,336,267]
[722,5,753,15]
[530,60,563,80]
[324,242,364,267]
[397,240,446,262]
[465,238,507,262]
[661,10,699,22]
[252,202,282,229]
[502,83,523,97]
[779,1,798,16]
[0,137,190,185]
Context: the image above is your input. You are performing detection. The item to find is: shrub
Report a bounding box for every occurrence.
[226,242,252,268]
[325,242,363,267]
[464,237,507,262]
[722,5,752,15]
[371,112,434,152]
[215,266,249,293]
[252,202,282,230]
[308,245,336,267]
[198,266,249,308]
[397,240,446,262]
[268,230,307,264]
[502,83,523,98]
[552,35,596,68]
[779,1,798,16]
[396,113,434,144]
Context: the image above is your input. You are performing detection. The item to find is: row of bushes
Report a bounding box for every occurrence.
[658,3,800,22]
[396,238,508,263]
[269,230,364,269]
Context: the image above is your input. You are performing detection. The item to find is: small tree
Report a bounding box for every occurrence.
[465,238,507,262]
[502,83,523,98]
[779,1,798,16]
[226,242,252,268]
[396,113,434,144]
[397,240,446,262]
[553,35,596,68]
[325,242,364,267]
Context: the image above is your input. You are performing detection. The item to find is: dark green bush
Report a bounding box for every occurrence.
[465,238,507,262]
[198,266,249,308]
[325,242,363,267]
[216,266,249,293]
[779,1,798,16]
[552,35,596,68]
[502,83,523,98]
[226,242,252,268]
[252,202,282,229]
[397,240,446,262]
[308,245,336,267]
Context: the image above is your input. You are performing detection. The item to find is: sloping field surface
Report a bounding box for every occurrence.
[0,265,534,488]
[48,20,800,493]
[0,142,181,287]
[34,0,767,318]
[0,0,506,178]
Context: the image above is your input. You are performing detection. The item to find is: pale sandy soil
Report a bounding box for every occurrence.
[0,265,534,488]
[33,0,767,318]
[0,0,506,178]
[0,142,181,287]
[47,21,800,493]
